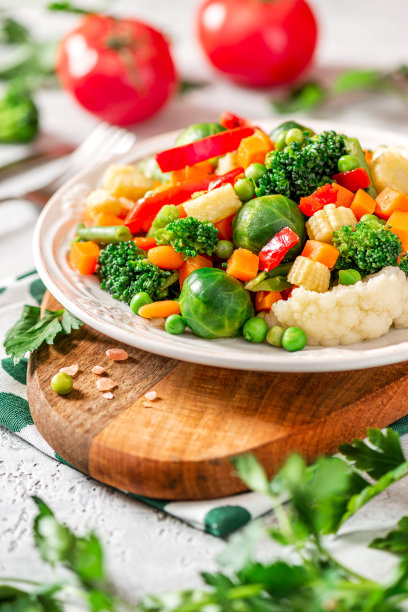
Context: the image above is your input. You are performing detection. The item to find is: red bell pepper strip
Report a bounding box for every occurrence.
[208,167,244,191]
[219,111,252,129]
[259,227,300,272]
[124,169,246,234]
[332,168,371,192]
[299,184,338,217]
[155,127,254,172]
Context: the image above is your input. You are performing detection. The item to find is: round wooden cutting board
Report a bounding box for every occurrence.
[27,292,408,500]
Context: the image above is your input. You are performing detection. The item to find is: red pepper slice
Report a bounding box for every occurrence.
[219,111,252,129]
[299,184,338,216]
[156,127,254,172]
[332,168,371,192]
[124,168,245,234]
[259,227,300,272]
[208,167,244,190]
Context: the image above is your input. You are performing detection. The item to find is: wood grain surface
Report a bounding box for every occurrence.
[28,292,408,500]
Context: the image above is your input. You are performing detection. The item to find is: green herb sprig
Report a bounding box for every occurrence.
[2,428,408,610]
[3,304,83,364]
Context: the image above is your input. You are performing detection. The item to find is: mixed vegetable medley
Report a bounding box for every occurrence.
[69,112,408,350]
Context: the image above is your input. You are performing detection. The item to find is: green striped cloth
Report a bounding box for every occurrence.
[0,270,278,537]
[3,271,408,537]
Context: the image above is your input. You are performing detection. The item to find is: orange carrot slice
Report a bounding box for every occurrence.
[255,291,282,311]
[70,241,100,275]
[178,254,213,288]
[350,189,376,220]
[301,240,339,269]
[138,300,181,319]
[236,129,274,168]
[226,248,259,281]
[375,187,408,219]
[387,211,408,251]
[147,245,184,270]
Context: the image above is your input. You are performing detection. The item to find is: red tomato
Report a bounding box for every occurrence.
[197,0,318,87]
[56,15,177,125]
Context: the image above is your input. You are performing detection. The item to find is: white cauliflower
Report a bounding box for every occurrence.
[272,267,408,346]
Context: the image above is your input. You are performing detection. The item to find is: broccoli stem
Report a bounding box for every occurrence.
[76,223,132,244]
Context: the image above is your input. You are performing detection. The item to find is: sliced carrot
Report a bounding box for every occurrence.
[387,211,408,251]
[375,187,408,219]
[255,290,282,311]
[70,241,100,275]
[214,214,235,241]
[331,183,355,207]
[134,236,157,250]
[147,245,184,270]
[171,160,214,184]
[301,240,339,268]
[178,254,213,289]
[364,149,373,165]
[350,189,376,220]
[94,212,125,226]
[236,129,274,168]
[226,248,259,281]
[177,203,188,218]
[138,300,180,319]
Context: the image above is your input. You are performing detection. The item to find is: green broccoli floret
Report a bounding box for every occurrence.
[97,241,178,304]
[333,220,402,277]
[256,130,346,201]
[0,82,39,143]
[399,253,408,277]
[154,216,219,258]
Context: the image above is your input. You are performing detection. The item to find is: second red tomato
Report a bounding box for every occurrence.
[197,0,318,87]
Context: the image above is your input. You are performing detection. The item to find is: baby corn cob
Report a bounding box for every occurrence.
[306,204,357,243]
[287,256,331,292]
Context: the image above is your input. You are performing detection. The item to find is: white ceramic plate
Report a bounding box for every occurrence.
[34,119,408,372]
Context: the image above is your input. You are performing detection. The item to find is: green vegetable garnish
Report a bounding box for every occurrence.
[130,291,153,314]
[243,317,268,343]
[281,326,307,351]
[3,305,83,364]
[165,314,186,335]
[234,177,255,202]
[339,269,362,285]
[266,324,285,347]
[155,216,219,259]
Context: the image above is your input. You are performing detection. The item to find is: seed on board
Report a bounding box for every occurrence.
[106,348,128,361]
[59,364,79,377]
[144,391,158,401]
[102,392,114,399]
[96,377,116,392]
[92,365,105,375]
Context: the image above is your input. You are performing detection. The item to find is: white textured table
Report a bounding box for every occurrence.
[2,0,408,601]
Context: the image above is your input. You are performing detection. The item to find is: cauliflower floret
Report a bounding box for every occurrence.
[272,267,408,346]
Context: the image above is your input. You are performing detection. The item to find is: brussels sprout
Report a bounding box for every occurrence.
[269,120,314,144]
[179,268,254,339]
[232,194,306,256]
[175,122,226,146]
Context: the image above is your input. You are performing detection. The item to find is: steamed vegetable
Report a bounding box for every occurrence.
[175,122,225,145]
[97,241,178,303]
[256,130,346,201]
[232,194,306,255]
[179,268,254,338]
[154,216,219,258]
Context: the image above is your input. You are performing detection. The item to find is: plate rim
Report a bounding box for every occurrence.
[33,118,408,373]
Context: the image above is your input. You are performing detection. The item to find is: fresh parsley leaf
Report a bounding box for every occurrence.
[33,497,75,565]
[217,520,265,574]
[271,81,326,114]
[370,517,408,556]
[231,453,270,495]
[3,305,83,363]
[339,428,406,480]
[47,1,92,14]
[332,69,383,93]
[0,17,30,44]
[179,80,209,96]
[0,585,28,601]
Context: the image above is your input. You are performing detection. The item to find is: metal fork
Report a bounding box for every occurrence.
[0,123,138,206]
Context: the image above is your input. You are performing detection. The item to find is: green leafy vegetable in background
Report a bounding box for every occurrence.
[3,305,83,364]
[2,429,408,610]
[0,81,39,143]
[271,65,408,114]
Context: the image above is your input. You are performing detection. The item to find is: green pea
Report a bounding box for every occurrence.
[274,132,287,152]
[337,154,360,173]
[165,314,186,335]
[282,327,307,352]
[234,178,255,202]
[130,292,153,314]
[338,269,362,285]
[215,240,234,259]
[51,372,73,396]
[285,128,304,146]
[243,317,268,343]
[266,325,285,347]
[245,162,267,183]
